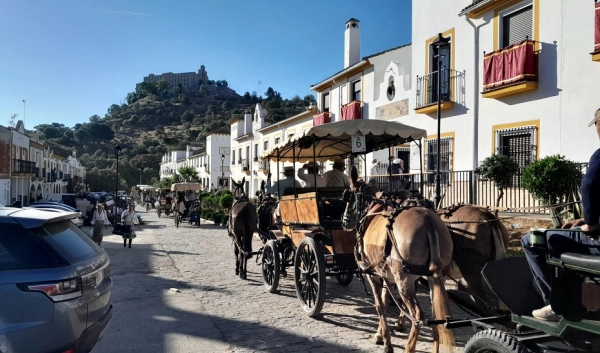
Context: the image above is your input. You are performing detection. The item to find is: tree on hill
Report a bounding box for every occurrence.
[73,128,92,144]
[88,123,114,143]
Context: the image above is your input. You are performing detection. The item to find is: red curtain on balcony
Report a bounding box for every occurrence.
[341,101,362,120]
[483,40,535,91]
[313,112,330,126]
[595,1,600,52]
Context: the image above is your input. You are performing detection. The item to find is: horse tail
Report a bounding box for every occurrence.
[431,274,455,351]
[490,221,508,260]
[427,226,444,273]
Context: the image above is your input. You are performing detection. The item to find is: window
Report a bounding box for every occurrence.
[495,126,537,186]
[254,144,258,162]
[288,133,294,141]
[263,141,268,151]
[232,150,235,165]
[425,137,453,184]
[429,38,451,102]
[352,80,361,101]
[322,92,330,112]
[275,137,280,145]
[501,4,533,48]
[238,148,242,163]
[246,146,250,159]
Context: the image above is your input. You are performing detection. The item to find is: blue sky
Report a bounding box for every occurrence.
[0,0,411,130]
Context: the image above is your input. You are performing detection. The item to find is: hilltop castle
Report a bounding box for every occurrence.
[142,65,209,88]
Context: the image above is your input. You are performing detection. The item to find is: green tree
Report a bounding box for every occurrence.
[475,154,519,212]
[43,126,61,139]
[179,94,190,105]
[181,110,194,122]
[88,123,114,143]
[522,155,583,205]
[73,128,92,144]
[221,101,233,111]
[303,94,317,105]
[89,115,102,123]
[178,166,199,182]
[199,84,209,97]
[107,104,121,117]
[156,79,169,92]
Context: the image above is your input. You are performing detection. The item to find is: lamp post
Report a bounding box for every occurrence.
[114,143,121,198]
[431,33,450,209]
[220,154,225,188]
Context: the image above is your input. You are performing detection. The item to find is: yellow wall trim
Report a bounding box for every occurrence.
[424,28,456,75]
[482,81,538,99]
[592,52,600,62]
[493,0,539,51]
[491,119,540,160]
[414,102,454,114]
[424,132,456,172]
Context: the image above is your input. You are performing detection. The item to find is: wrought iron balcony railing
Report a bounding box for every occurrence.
[12,159,36,175]
[416,68,465,108]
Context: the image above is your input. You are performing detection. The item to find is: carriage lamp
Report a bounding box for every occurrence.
[221,154,225,188]
[431,33,450,209]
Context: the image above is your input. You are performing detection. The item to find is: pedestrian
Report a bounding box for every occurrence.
[370,159,380,177]
[90,203,110,246]
[121,204,139,248]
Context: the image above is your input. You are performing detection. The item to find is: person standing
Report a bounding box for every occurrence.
[121,204,139,248]
[323,159,351,188]
[90,204,110,246]
[370,159,380,177]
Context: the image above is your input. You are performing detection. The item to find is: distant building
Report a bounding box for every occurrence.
[143,65,209,88]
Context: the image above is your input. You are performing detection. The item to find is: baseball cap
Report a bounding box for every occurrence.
[588,108,600,127]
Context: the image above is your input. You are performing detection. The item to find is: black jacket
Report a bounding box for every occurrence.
[582,148,600,226]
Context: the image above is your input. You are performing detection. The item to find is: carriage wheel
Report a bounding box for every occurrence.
[335,273,354,286]
[464,329,530,353]
[261,240,280,293]
[294,237,326,317]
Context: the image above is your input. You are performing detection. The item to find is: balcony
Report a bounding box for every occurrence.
[241,159,249,173]
[482,39,537,99]
[341,100,362,120]
[313,112,331,126]
[259,160,269,172]
[415,69,465,114]
[12,159,37,175]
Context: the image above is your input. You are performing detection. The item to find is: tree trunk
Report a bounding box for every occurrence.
[495,187,504,217]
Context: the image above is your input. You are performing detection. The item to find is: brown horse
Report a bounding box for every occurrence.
[348,176,454,352]
[228,177,258,279]
[437,204,509,315]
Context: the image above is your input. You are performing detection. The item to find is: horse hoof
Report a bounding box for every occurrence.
[383,344,393,353]
[373,334,384,345]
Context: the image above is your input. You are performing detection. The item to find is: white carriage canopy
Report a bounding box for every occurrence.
[260,119,427,162]
[170,182,203,192]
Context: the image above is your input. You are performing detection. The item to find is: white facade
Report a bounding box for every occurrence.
[205,130,231,189]
[398,0,600,175]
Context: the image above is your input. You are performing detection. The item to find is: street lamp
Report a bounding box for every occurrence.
[220,154,225,188]
[114,143,121,198]
[431,33,450,209]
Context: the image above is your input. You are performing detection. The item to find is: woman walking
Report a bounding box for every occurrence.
[91,204,110,246]
[121,204,139,248]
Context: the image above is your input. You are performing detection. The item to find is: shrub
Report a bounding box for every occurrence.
[219,193,234,209]
[522,155,583,205]
[475,154,519,209]
[222,215,229,226]
[212,213,223,224]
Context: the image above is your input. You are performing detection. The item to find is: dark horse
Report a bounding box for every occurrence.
[228,177,258,279]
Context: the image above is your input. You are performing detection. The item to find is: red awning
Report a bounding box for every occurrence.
[341,100,362,120]
[313,112,330,126]
[483,40,536,91]
[595,2,600,52]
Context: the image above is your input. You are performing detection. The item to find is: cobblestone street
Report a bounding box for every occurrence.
[93,209,473,352]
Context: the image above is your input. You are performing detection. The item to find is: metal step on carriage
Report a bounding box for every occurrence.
[170,182,202,228]
[255,119,428,317]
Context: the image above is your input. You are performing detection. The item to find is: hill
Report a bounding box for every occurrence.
[33,79,316,192]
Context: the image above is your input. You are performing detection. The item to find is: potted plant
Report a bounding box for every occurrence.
[522,155,583,227]
[475,154,519,216]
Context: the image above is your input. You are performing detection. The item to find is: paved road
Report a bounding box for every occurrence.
[92,209,473,353]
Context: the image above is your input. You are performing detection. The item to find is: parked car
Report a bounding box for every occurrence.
[0,207,113,353]
[29,201,79,213]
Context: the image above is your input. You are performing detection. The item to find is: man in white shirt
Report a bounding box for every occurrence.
[266,166,302,195]
[323,159,351,188]
[298,162,326,188]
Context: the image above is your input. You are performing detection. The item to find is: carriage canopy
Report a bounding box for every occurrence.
[170,182,203,192]
[260,119,427,162]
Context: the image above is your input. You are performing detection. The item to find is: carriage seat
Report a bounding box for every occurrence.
[559,253,600,276]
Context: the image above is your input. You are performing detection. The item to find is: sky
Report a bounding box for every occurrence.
[0,0,412,130]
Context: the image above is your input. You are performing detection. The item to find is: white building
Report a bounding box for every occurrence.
[159,147,194,179]
[204,129,231,189]
[400,0,600,176]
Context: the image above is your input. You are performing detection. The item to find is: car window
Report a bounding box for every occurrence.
[32,221,98,264]
[0,223,62,270]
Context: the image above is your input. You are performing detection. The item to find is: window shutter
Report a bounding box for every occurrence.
[503,5,533,47]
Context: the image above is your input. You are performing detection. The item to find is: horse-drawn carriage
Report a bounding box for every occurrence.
[171,182,202,228]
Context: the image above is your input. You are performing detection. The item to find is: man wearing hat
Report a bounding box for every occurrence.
[521,108,600,321]
[266,166,302,195]
[323,159,351,188]
[298,162,326,188]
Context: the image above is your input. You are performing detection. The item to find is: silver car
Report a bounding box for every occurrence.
[0,207,113,353]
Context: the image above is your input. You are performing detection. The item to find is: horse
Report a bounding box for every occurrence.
[348,169,455,353]
[436,203,509,316]
[228,177,258,280]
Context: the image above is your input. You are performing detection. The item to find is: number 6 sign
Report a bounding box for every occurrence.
[351,134,366,153]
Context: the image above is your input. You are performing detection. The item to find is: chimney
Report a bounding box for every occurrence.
[344,18,360,68]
